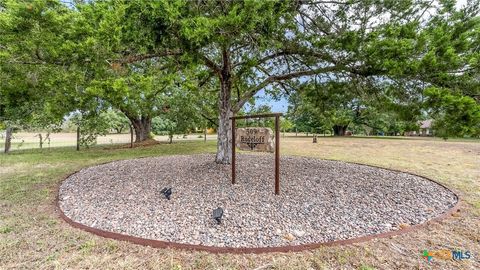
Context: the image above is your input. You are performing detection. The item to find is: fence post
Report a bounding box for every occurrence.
[39,134,43,149]
[76,126,80,151]
[4,127,12,153]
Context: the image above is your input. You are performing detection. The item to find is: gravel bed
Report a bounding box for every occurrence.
[58,154,457,248]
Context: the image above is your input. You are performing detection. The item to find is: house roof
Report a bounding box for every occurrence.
[420,119,432,129]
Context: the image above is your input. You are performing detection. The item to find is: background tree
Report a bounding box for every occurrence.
[66,1,185,142]
[425,87,480,138]
[288,79,422,136]
[151,85,205,143]
[286,0,479,138]
[280,118,293,136]
[0,0,84,150]
[84,68,178,142]
[102,109,130,134]
[70,111,111,147]
[236,104,275,129]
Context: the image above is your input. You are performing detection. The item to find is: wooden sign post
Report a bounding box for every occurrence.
[230,113,282,195]
[76,126,80,151]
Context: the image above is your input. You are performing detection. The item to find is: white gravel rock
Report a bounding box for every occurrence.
[59,154,457,248]
[293,230,306,237]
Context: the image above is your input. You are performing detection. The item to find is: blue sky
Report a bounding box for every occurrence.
[242,89,289,113]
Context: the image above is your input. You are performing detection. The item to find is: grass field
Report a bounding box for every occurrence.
[0,137,479,269]
[0,132,217,151]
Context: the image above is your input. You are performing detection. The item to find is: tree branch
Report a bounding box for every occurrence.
[200,112,219,127]
[233,48,338,70]
[233,65,339,112]
[114,50,181,64]
[8,60,66,66]
[300,0,362,5]
[198,71,216,88]
[200,53,222,76]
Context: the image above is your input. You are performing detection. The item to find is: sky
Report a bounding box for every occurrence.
[255,91,289,113]
[242,89,289,113]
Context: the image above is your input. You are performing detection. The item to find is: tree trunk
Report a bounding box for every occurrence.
[46,133,50,148]
[129,116,152,142]
[216,78,232,164]
[333,125,348,136]
[130,125,134,148]
[4,127,12,153]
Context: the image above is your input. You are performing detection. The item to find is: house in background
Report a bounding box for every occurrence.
[405,119,434,136]
[419,119,433,136]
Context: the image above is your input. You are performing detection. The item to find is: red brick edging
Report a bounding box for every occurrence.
[55,158,461,254]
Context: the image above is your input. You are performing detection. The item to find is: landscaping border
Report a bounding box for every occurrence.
[55,156,461,254]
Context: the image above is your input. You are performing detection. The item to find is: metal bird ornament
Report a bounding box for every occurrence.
[160,187,172,200]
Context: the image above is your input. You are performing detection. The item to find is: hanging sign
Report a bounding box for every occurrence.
[235,127,274,152]
[230,113,282,194]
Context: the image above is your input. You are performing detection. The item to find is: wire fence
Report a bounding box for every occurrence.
[0,132,217,152]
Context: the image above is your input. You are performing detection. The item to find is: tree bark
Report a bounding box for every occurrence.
[216,78,233,164]
[215,47,234,164]
[129,116,152,142]
[333,125,348,136]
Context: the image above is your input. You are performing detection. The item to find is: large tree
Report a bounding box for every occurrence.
[94,0,307,163]
[64,1,185,142]
[0,0,83,127]
[0,0,181,142]
[173,0,479,162]
[84,63,179,142]
[424,87,480,138]
[2,0,478,158]
[288,78,424,136]
[285,0,479,138]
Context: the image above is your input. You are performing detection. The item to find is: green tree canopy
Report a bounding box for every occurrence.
[1,0,479,158]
